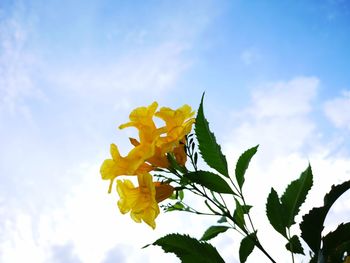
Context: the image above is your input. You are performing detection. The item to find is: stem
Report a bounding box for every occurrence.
[195,185,277,262]
[218,193,228,209]
[287,228,295,263]
[240,193,257,235]
[255,240,278,263]
[225,212,277,263]
[228,176,241,197]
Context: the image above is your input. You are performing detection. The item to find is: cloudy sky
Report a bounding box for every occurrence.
[1,0,350,262]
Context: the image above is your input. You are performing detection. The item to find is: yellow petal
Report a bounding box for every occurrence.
[110,143,121,160]
[100,159,118,180]
[115,173,160,229]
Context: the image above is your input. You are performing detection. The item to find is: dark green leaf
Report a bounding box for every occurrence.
[217,216,227,223]
[180,176,190,186]
[195,94,229,177]
[266,188,287,238]
[241,205,252,214]
[184,171,234,194]
[300,180,350,254]
[235,145,259,189]
[200,225,230,241]
[194,152,198,166]
[281,164,313,227]
[234,199,246,229]
[322,223,350,262]
[286,235,304,255]
[239,233,256,263]
[149,233,225,263]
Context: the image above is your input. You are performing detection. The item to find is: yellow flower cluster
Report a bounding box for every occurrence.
[100,102,195,228]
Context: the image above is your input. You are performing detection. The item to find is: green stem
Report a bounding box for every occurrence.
[240,193,257,235]
[287,228,295,263]
[225,212,277,263]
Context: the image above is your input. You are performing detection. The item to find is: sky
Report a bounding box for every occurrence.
[1,0,350,262]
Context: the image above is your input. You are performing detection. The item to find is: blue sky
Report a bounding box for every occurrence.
[1,1,350,262]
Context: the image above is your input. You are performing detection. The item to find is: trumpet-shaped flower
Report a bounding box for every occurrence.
[155,104,195,154]
[119,102,165,144]
[129,137,187,168]
[117,173,173,229]
[129,137,169,168]
[100,143,154,192]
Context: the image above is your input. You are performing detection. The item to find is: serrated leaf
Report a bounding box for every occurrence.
[150,233,225,263]
[195,94,229,177]
[239,233,256,263]
[235,145,259,189]
[200,225,230,241]
[300,180,350,254]
[184,171,234,194]
[322,223,350,262]
[266,188,287,238]
[281,164,313,227]
[286,235,304,255]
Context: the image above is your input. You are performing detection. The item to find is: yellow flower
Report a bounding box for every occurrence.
[100,143,154,193]
[119,102,166,144]
[129,137,170,168]
[117,173,173,229]
[155,104,195,154]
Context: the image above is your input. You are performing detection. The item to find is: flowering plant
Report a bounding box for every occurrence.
[100,94,350,263]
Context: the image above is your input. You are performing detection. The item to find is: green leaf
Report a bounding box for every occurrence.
[195,93,229,177]
[217,216,227,223]
[300,180,350,254]
[205,200,219,214]
[266,188,287,238]
[200,225,230,241]
[235,145,259,189]
[281,164,313,227]
[178,189,184,201]
[239,233,256,263]
[234,199,246,229]
[150,233,225,263]
[165,202,185,212]
[285,235,304,255]
[184,171,234,194]
[322,223,350,262]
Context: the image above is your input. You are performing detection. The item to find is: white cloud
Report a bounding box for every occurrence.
[49,42,191,100]
[250,76,319,118]
[221,76,350,262]
[0,161,226,263]
[324,90,350,130]
[225,76,319,161]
